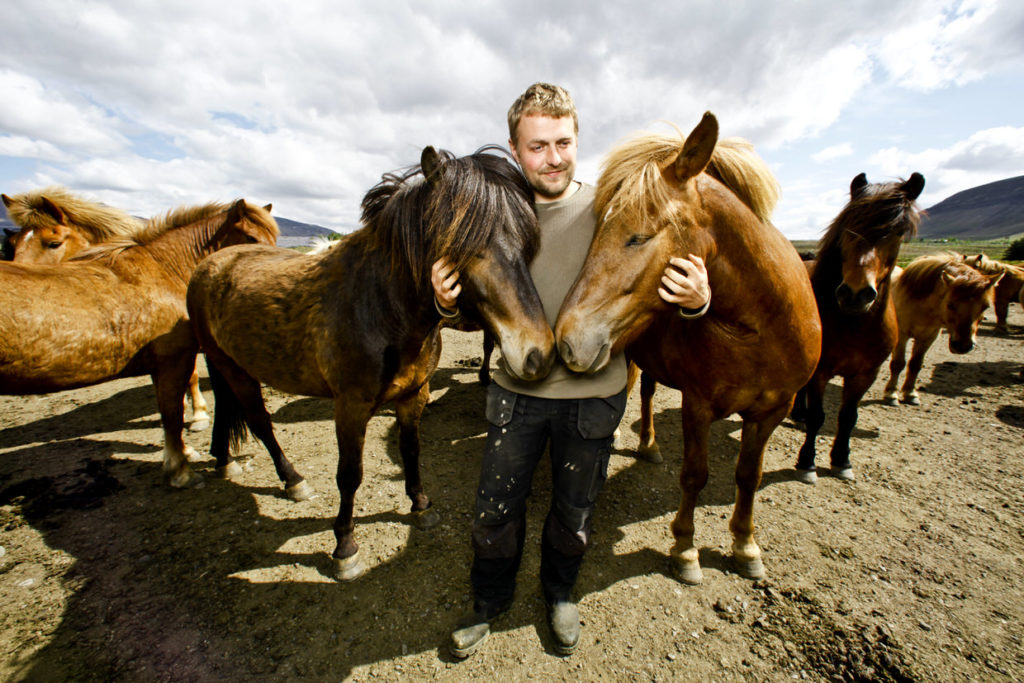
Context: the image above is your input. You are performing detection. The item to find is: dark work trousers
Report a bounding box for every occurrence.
[470,382,628,614]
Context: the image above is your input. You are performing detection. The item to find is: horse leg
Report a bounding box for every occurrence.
[332,398,373,581]
[206,354,312,500]
[789,385,808,423]
[636,371,662,463]
[153,354,201,489]
[478,333,494,385]
[901,331,938,405]
[186,359,210,433]
[731,404,789,580]
[612,361,640,450]
[795,373,828,484]
[394,382,440,530]
[883,334,909,405]
[994,297,1009,334]
[828,370,878,481]
[669,400,711,585]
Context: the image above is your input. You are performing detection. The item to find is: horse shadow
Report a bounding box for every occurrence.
[0,384,161,449]
[919,360,1024,399]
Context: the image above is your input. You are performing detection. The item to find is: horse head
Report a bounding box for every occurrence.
[827,172,924,315]
[940,265,1002,354]
[419,146,555,381]
[3,194,91,263]
[209,200,279,250]
[555,113,723,373]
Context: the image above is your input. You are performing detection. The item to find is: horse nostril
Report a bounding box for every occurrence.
[558,340,574,365]
[857,286,878,308]
[835,283,852,306]
[523,348,543,377]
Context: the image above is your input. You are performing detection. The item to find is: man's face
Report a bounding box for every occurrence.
[510,114,578,202]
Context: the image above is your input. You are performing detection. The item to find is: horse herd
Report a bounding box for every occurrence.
[1,113,1020,587]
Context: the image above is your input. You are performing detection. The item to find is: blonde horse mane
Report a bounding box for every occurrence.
[4,186,144,240]
[595,126,780,229]
[898,251,975,300]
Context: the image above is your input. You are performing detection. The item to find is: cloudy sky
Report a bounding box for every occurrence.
[2,0,1022,239]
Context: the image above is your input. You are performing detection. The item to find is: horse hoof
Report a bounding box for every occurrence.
[832,467,855,482]
[612,428,623,450]
[411,507,441,530]
[882,396,899,407]
[904,395,921,406]
[794,468,817,485]
[637,443,663,464]
[189,417,210,432]
[216,460,244,480]
[168,469,203,489]
[286,480,316,501]
[333,552,365,581]
[734,556,765,580]
[671,559,703,585]
[184,445,203,462]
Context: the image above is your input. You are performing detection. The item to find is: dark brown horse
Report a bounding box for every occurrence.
[792,172,924,484]
[0,200,279,486]
[187,146,555,581]
[883,252,1002,405]
[555,114,821,584]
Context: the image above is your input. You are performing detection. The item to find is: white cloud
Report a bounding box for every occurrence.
[812,143,855,163]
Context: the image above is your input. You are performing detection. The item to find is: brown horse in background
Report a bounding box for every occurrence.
[0,200,278,486]
[555,114,821,584]
[883,252,1002,405]
[792,172,924,484]
[962,253,1024,333]
[187,146,554,581]
[2,187,211,429]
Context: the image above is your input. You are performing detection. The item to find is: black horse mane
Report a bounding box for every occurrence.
[359,146,539,284]
[814,176,922,283]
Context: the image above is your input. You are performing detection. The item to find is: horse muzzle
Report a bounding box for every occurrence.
[835,282,877,315]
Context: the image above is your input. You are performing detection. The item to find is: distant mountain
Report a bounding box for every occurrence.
[274,216,340,238]
[918,175,1024,240]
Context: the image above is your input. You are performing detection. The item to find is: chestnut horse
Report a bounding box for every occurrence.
[555,114,821,584]
[187,146,555,581]
[2,187,211,429]
[793,172,924,484]
[883,252,1002,405]
[962,253,1024,333]
[0,200,278,486]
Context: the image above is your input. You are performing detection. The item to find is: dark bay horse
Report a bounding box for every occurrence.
[2,186,211,430]
[793,172,924,484]
[554,114,821,584]
[187,146,555,581]
[0,200,279,486]
[883,252,1002,405]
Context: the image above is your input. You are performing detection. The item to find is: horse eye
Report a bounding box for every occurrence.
[625,234,650,247]
[46,242,62,249]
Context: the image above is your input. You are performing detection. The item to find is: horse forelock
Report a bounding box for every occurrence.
[3,186,144,240]
[360,147,537,284]
[595,131,779,234]
[817,178,922,262]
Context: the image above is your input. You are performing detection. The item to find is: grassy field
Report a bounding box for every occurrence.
[790,237,1024,267]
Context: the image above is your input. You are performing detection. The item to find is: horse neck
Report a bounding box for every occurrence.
[133,216,234,284]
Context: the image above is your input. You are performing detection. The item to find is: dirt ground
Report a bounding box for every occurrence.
[1,306,1022,682]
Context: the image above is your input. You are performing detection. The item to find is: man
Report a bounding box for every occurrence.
[432,83,710,657]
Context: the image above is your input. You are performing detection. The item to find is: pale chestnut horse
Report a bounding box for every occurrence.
[1,187,211,430]
[555,114,821,584]
[962,253,1024,334]
[187,147,554,580]
[883,252,1002,405]
[0,200,278,486]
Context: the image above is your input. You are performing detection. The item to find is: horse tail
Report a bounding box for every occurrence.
[205,359,251,452]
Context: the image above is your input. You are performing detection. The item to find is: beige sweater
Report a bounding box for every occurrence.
[493,183,628,399]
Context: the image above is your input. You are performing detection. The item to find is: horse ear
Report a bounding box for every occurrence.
[228,199,247,223]
[421,146,442,186]
[671,112,718,184]
[1,194,12,208]
[263,203,272,213]
[850,173,868,198]
[901,172,925,201]
[40,196,67,224]
[3,228,15,236]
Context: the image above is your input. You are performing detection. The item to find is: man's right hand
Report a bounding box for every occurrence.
[431,258,461,312]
